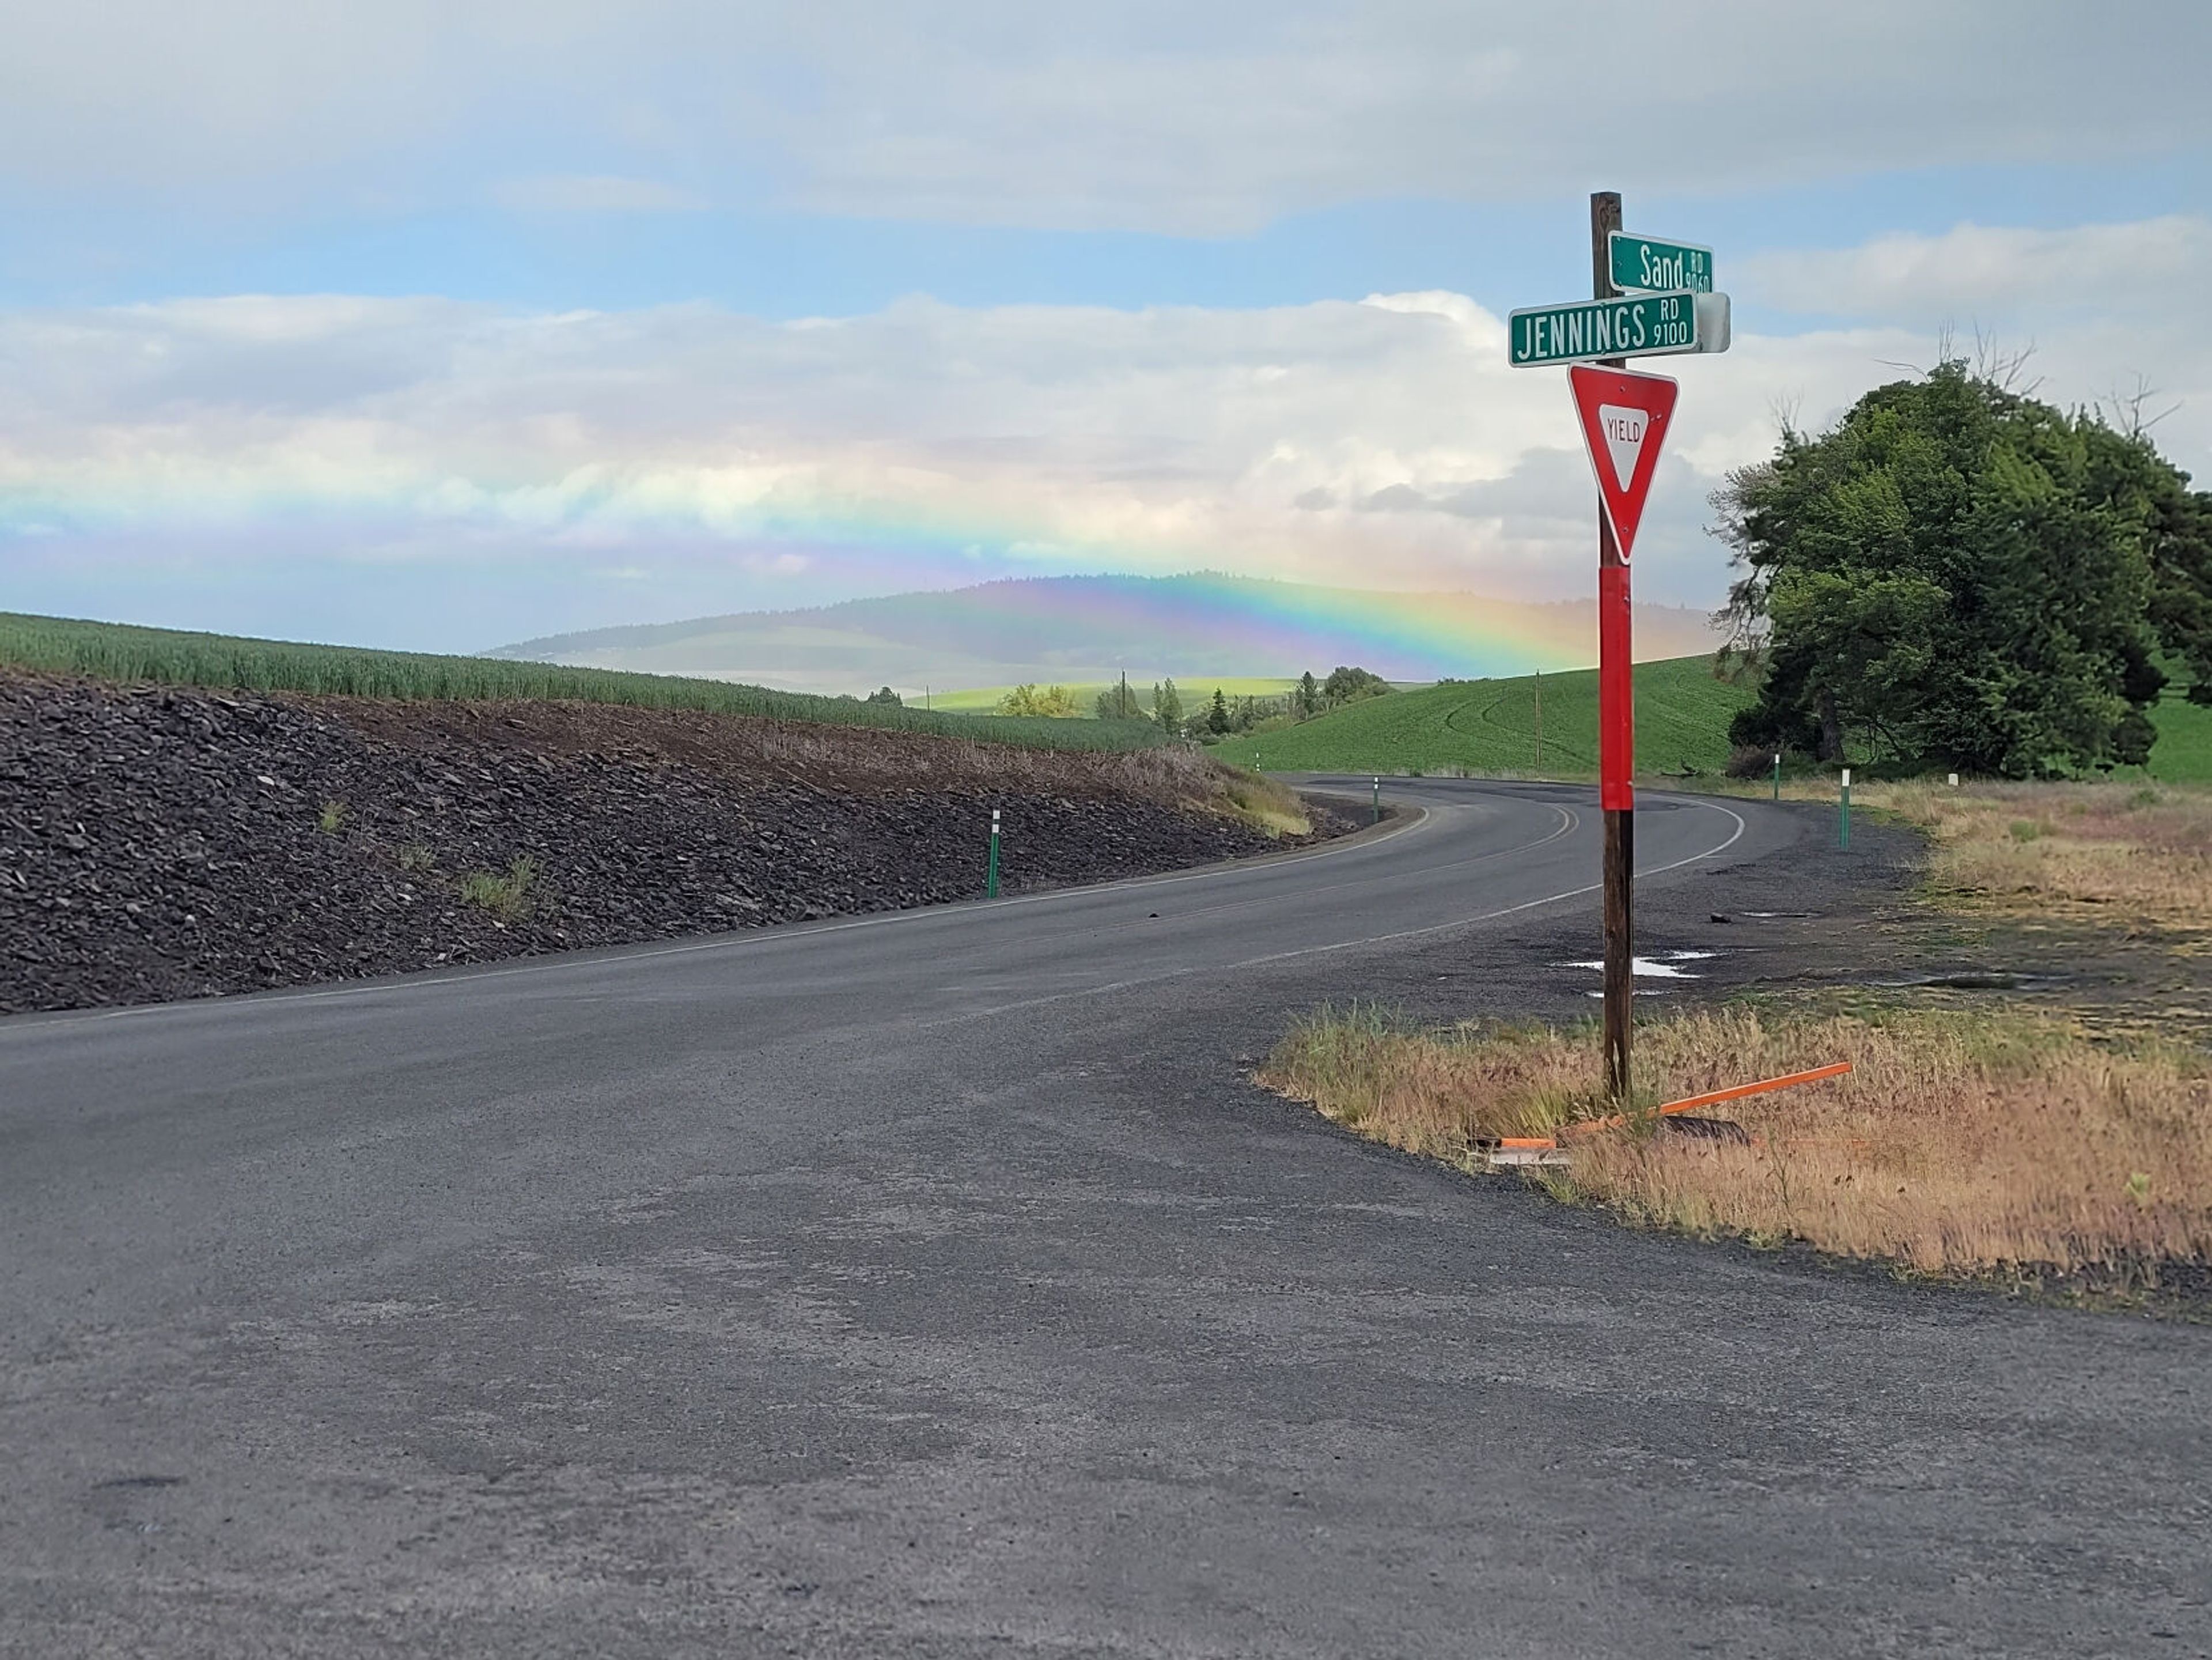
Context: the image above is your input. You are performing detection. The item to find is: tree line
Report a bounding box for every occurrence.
[985,665,1393,738]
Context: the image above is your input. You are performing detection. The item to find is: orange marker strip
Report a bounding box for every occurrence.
[1554,1060,1854,1143]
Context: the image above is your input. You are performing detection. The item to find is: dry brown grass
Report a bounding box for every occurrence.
[1721,776,2212,933]
[1872,780,2212,932]
[317,691,1310,834]
[1262,1004,2212,1280]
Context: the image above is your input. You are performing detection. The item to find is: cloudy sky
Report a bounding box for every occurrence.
[3,0,2209,652]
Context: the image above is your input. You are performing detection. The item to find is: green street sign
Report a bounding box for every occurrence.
[1608,232,1713,294]
[1507,290,1729,367]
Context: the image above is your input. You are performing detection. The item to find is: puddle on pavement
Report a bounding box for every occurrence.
[1556,949,1718,996]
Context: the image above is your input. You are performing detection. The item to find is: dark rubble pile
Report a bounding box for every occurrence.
[0,675,1335,1015]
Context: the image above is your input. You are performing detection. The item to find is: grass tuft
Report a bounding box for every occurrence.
[459,856,539,922]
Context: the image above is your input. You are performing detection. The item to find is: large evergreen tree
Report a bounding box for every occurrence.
[1714,362,2211,776]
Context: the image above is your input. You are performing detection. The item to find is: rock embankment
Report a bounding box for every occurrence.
[0,675,1340,1014]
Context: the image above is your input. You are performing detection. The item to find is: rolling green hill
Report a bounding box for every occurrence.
[1243,656,1749,777]
[0,612,1165,754]
[1243,655,2212,783]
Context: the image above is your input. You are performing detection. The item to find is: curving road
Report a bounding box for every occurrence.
[3,779,2205,1657]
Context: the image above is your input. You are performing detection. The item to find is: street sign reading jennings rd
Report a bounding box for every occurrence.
[1506,290,1729,367]
[1608,232,1713,294]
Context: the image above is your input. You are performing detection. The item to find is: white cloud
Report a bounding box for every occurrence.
[0,2,2206,232]
[8,220,2209,656]
[1745,215,2212,321]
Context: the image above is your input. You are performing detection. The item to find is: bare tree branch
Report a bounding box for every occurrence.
[2103,372,2183,437]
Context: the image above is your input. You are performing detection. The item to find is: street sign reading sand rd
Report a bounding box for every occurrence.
[1506,290,1729,366]
[1608,232,1713,294]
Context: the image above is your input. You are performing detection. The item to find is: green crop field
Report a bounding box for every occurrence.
[1241,656,1750,777]
[0,612,1166,754]
[1240,654,2212,783]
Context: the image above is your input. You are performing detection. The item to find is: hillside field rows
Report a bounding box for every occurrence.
[1237,656,2212,784]
[0,612,1165,754]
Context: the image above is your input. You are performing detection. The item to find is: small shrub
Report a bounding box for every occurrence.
[1726,744,1778,779]
[459,855,539,921]
[395,842,434,872]
[317,799,349,834]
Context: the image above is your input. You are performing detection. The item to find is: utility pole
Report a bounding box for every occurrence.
[1592,189,1634,1105]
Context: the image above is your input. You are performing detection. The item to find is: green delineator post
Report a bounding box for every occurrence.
[986,807,1001,897]
[1772,751,1782,802]
[1839,769,1852,850]
[1372,776,1381,825]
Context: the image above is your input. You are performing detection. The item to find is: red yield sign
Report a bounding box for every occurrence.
[1567,364,1678,562]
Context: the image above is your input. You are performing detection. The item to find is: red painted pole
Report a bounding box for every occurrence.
[1592,190,1634,1105]
[1598,561,1635,814]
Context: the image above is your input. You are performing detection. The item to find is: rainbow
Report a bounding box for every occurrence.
[506,573,1722,686]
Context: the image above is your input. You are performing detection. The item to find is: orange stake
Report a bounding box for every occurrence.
[1510,1061,1854,1148]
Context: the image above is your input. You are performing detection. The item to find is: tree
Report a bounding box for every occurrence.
[1321,665,1392,705]
[1713,361,2209,776]
[1152,678,1183,736]
[996,683,1081,718]
[1296,670,1321,720]
[864,686,902,706]
[1206,686,1232,735]
[1093,671,1140,721]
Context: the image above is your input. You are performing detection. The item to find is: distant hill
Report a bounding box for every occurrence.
[488,573,1726,695]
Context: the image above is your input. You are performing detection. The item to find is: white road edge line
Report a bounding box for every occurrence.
[911,797,1748,1029]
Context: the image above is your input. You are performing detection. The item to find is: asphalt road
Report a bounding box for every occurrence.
[3,778,2206,1658]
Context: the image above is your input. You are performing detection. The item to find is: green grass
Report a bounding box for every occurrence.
[927,676,1300,715]
[0,612,1165,754]
[2143,690,2212,783]
[1240,654,2212,782]
[459,855,540,922]
[1243,656,1752,776]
